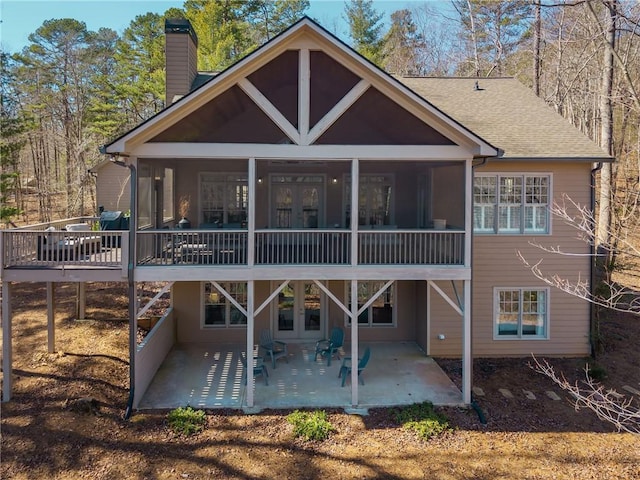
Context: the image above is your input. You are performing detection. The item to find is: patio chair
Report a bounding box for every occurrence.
[339,346,371,387]
[240,353,268,385]
[259,329,288,369]
[314,326,344,366]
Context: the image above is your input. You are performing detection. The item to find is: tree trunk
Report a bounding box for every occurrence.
[595,0,616,271]
[533,0,541,96]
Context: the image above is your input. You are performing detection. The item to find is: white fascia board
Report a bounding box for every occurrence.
[131,143,473,161]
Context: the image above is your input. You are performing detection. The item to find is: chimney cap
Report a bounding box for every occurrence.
[165,18,198,46]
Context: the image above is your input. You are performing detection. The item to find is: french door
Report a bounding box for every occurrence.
[271,175,323,228]
[274,281,325,340]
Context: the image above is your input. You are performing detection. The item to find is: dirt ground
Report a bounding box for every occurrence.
[1,281,639,480]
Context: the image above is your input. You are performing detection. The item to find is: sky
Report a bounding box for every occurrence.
[0,0,430,54]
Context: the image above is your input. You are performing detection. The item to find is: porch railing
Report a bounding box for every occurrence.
[137,229,248,266]
[2,228,464,270]
[135,229,463,266]
[358,230,464,265]
[256,230,350,265]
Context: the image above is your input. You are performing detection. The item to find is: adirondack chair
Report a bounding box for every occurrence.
[240,353,268,385]
[314,326,344,366]
[259,329,288,369]
[339,346,371,387]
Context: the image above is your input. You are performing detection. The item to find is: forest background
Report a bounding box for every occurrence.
[0,0,638,263]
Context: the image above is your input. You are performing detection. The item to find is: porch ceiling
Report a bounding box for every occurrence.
[136,342,462,410]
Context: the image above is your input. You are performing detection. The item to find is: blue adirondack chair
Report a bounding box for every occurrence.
[314,326,344,366]
[259,329,288,369]
[240,353,268,385]
[339,346,371,387]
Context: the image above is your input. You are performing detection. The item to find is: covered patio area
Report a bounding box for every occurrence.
[136,342,462,411]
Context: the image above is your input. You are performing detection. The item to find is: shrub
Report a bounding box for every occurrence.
[587,362,607,381]
[393,401,450,440]
[167,406,206,436]
[287,409,335,441]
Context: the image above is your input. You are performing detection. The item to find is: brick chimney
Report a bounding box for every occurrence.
[164,19,198,105]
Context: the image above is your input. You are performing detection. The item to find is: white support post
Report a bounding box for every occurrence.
[47,282,55,353]
[462,279,472,404]
[248,158,256,267]
[2,281,12,401]
[426,282,431,355]
[246,280,255,407]
[350,279,359,406]
[76,282,86,320]
[350,159,359,267]
[465,158,473,268]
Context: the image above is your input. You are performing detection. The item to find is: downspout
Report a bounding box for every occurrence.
[106,154,137,419]
[124,162,137,420]
[590,162,603,359]
[468,153,499,424]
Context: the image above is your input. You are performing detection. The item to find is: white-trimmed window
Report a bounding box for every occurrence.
[346,281,395,326]
[203,282,247,327]
[474,174,550,234]
[200,173,248,226]
[494,288,548,339]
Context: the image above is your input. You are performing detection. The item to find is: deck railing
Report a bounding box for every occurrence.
[2,227,465,270]
[1,230,125,268]
[137,230,248,266]
[135,229,463,266]
[358,230,464,265]
[256,230,350,265]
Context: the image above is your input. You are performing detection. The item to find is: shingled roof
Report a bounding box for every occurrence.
[398,77,611,160]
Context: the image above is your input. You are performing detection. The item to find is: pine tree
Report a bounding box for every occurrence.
[343,0,385,65]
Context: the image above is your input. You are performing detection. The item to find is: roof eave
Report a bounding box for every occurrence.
[486,155,614,163]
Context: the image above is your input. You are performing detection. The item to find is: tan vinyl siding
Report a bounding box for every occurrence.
[173,281,270,344]
[471,161,592,357]
[328,281,417,343]
[428,280,464,357]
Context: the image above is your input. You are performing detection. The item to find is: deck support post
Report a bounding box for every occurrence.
[76,282,86,320]
[350,158,360,406]
[47,282,56,353]
[350,279,359,406]
[2,281,13,401]
[246,280,255,408]
[462,279,472,404]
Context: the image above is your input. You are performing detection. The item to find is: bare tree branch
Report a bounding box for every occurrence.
[518,251,640,314]
[518,193,640,315]
[530,356,640,434]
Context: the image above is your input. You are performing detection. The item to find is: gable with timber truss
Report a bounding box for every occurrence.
[107,18,497,156]
[150,49,456,146]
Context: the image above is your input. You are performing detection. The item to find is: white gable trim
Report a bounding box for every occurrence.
[237,78,301,144]
[306,79,370,146]
[106,18,497,158]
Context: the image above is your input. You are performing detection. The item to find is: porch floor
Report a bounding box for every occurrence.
[136,342,463,411]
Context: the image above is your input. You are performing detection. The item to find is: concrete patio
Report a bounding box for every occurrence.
[137,342,463,411]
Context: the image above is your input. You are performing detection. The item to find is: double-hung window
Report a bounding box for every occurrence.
[494,288,548,339]
[203,282,247,327]
[474,174,550,234]
[346,281,395,326]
